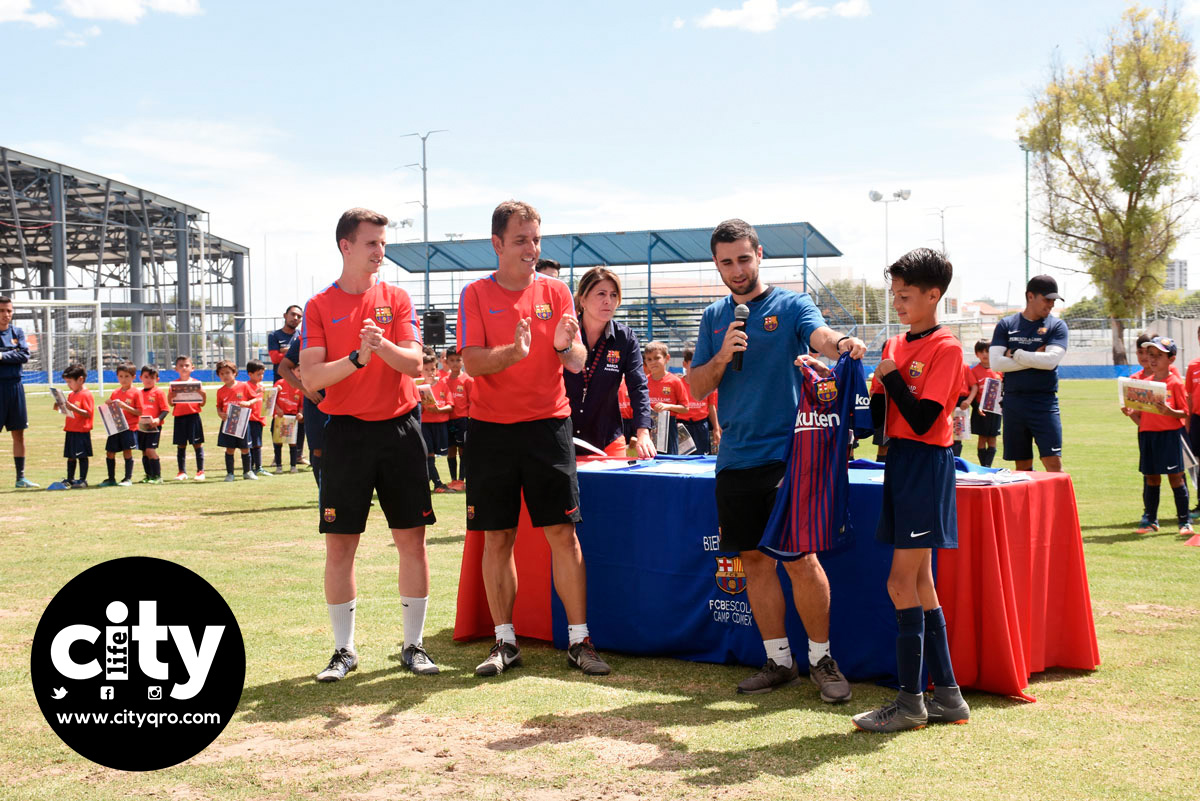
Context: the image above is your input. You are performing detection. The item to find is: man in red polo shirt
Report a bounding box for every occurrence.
[459,200,610,678]
[300,207,439,682]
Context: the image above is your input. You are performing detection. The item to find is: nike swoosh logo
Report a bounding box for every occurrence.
[564,506,579,515]
[714,326,727,334]
[332,315,350,324]
[422,509,433,517]
[488,309,505,314]
[909,530,930,539]
[1168,465,1179,471]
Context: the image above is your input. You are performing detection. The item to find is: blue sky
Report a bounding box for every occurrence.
[4,0,1200,320]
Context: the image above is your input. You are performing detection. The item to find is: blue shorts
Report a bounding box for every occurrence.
[0,380,27,432]
[876,438,958,550]
[246,420,264,450]
[217,431,247,450]
[1001,393,1062,461]
[422,421,449,456]
[681,419,711,455]
[447,417,469,447]
[1139,429,1185,475]
[63,431,93,459]
[105,430,137,453]
[303,396,326,451]
[137,430,161,451]
[172,413,204,446]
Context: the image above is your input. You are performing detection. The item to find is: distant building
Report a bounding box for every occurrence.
[1166,259,1188,291]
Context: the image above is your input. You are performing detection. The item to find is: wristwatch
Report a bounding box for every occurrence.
[348,350,365,369]
[554,344,572,354]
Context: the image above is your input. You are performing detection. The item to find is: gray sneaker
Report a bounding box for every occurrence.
[476,640,522,676]
[737,658,801,694]
[852,691,928,732]
[400,643,440,675]
[316,648,358,682]
[567,637,611,675]
[925,686,970,724]
[224,473,237,482]
[809,655,852,703]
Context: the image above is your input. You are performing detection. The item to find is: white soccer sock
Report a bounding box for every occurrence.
[400,595,428,649]
[808,638,831,667]
[567,623,590,646]
[764,637,793,668]
[328,599,356,653]
[495,623,517,645]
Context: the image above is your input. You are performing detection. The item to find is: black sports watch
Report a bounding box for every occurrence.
[348,350,365,369]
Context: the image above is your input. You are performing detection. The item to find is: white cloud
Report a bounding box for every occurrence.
[0,0,57,26]
[57,0,199,23]
[672,16,684,29]
[55,22,99,45]
[697,0,870,32]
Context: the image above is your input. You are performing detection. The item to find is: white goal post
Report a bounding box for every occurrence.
[8,299,104,394]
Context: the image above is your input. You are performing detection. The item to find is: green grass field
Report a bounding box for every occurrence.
[2,380,1199,801]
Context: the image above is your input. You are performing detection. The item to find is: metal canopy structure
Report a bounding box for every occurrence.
[0,146,250,366]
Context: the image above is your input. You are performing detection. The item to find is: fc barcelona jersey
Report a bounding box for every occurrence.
[758,354,873,559]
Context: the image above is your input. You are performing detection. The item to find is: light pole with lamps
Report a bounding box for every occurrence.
[869,188,911,335]
[399,129,448,313]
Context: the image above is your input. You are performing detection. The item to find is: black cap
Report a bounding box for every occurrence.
[1026,274,1062,301]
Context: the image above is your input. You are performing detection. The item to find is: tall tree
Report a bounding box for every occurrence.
[1020,4,1197,364]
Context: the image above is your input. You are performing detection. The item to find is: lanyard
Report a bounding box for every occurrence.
[580,339,610,404]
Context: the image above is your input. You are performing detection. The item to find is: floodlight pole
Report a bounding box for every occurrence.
[870,189,911,334]
[1020,141,1031,286]
[401,130,448,313]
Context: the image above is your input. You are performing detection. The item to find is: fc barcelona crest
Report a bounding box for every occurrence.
[607,349,620,364]
[816,379,838,403]
[467,505,476,520]
[374,306,393,324]
[535,304,553,320]
[908,360,925,378]
[1037,327,1047,335]
[715,556,747,595]
[323,508,336,523]
[763,315,779,332]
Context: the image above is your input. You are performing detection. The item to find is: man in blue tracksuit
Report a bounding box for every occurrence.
[0,296,38,487]
[989,275,1068,472]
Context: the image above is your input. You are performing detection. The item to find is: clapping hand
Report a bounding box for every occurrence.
[554,314,579,352]
[513,318,532,360]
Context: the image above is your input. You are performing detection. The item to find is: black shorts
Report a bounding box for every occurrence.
[320,409,434,534]
[0,380,28,432]
[1002,393,1061,461]
[172,413,204,446]
[466,417,581,530]
[970,403,1002,437]
[137,431,161,451]
[1139,429,1185,475]
[422,421,449,456]
[876,439,958,550]
[246,420,264,449]
[217,430,247,450]
[105,430,137,453]
[64,431,93,458]
[681,419,711,456]
[447,417,469,447]
[715,461,786,554]
[303,396,326,451]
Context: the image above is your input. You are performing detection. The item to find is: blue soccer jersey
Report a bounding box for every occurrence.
[692,287,827,472]
[758,354,873,559]
[990,312,1068,394]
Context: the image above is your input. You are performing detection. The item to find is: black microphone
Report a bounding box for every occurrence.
[731,303,750,372]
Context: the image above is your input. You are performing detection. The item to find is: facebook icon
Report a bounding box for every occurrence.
[99,686,114,700]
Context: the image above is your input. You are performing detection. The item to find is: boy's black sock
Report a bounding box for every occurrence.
[252,447,262,471]
[78,457,89,481]
[273,443,283,466]
[14,456,24,478]
[951,441,963,457]
[1173,483,1190,526]
[67,459,76,482]
[448,456,458,482]
[152,458,161,479]
[106,457,116,481]
[289,445,299,467]
[225,453,235,475]
[141,455,150,477]
[123,458,133,482]
[427,455,441,486]
[923,607,957,687]
[177,448,186,474]
[984,446,996,467]
[895,606,925,695]
[241,452,251,474]
[1144,479,1160,522]
[195,447,204,472]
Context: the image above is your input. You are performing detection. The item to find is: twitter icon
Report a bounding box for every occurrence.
[51,687,67,700]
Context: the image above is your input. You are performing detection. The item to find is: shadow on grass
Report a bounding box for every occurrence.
[201,505,314,516]
[426,534,465,546]
[1026,666,1097,686]
[1082,527,1176,545]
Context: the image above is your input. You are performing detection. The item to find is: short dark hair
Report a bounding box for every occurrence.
[422,354,437,366]
[246,359,265,373]
[175,355,191,365]
[63,364,87,380]
[140,364,158,377]
[886,248,952,297]
[1136,331,1154,348]
[491,200,541,239]
[422,344,435,357]
[284,305,302,316]
[215,359,237,375]
[683,344,696,362]
[0,295,12,305]
[974,340,989,354]
[710,218,759,256]
[644,340,670,360]
[536,258,560,275]
[116,361,137,376]
[336,208,388,248]
[443,348,460,358]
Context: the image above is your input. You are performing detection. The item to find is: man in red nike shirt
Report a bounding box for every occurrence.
[458,200,610,678]
[300,207,439,682]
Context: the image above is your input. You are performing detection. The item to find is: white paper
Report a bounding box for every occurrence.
[169,379,203,404]
[1118,376,1167,413]
[50,387,68,415]
[653,409,670,452]
[222,404,250,439]
[676,422,697,455]
[633,460,714,476]
[572,437,607,456]
[98,402,129,436]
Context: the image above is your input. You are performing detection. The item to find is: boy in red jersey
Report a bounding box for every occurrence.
[55,363,94,488]
[419,354,453,492]
[458,200,609,678]
[170,355,207,481]
[99,362,142,487]
[214,359,254,481]
[300,207,439,681]
[1122,336,1192,536]
[243,360,271,477]
[443,349,472,491]
[272,369,304,473]
[681,346,719,455]
[969,341,1001,466]
[137,365,169,483]
[854,248,970,733]
[644,341,687,454]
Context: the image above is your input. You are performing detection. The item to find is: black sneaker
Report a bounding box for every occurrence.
[70,479,88,489]
[315,648,358,682]
[400,643,440,675]
[475,640,522,676]
[567,637,611,675]
[809,655,852,703]
[737,658,801,694]
[852,691,928,732]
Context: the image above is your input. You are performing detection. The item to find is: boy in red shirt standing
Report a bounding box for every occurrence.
[55,363,94,488]
[170,355,207,481]
[273,369,304,473]
[242,360,271,478]
[443,348,472,491]
[100,361,143,487]
[644,341,687,454]
[138,365,169,483]
[214,359,254,481]
[855,248,969,733]
[969,341,1001,466]
[419,354,453,492]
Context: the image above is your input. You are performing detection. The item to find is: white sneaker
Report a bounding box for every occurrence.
[175,472,189,481]
[194,471,206,482]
